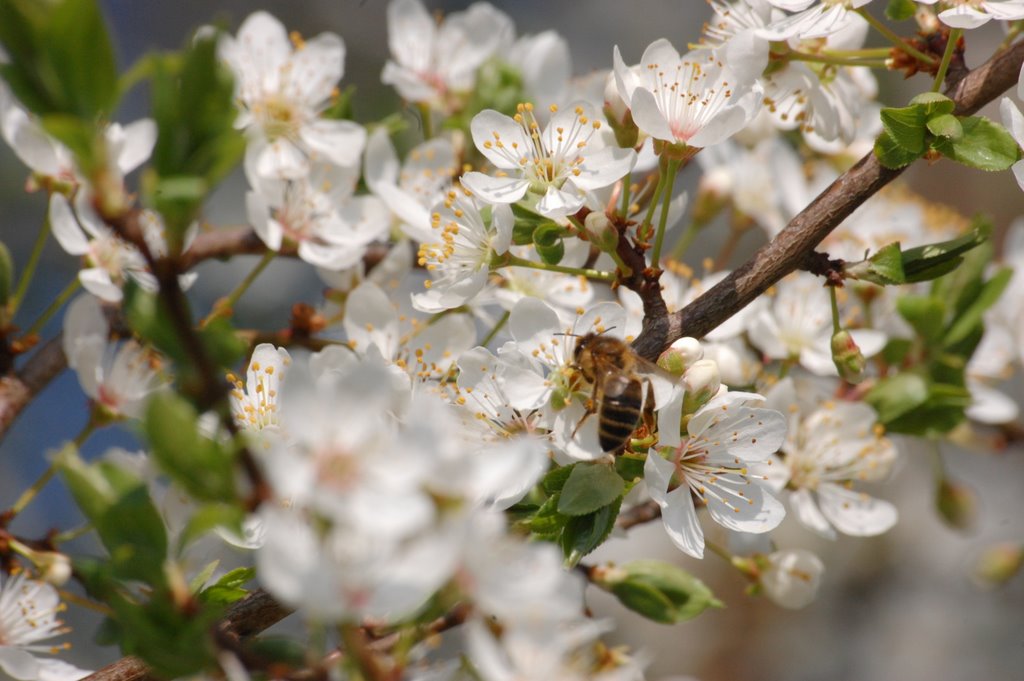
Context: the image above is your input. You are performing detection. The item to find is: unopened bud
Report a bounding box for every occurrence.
[682,359,720,413]
[936,477,976,531]
[657,337,703,376]
[584,211,619,252]
[757,549,825,610]
[831,329,866,384]
[973,542,1024,588]
[915,6,940,33]
[603,74,639,149]
[36,551,72,585]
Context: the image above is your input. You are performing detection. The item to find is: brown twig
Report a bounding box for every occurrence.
[0,336,67,439]
[83,588,292,681]
[631,38,1024,361]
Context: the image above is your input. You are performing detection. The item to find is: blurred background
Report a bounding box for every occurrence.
[1,1,1023,679]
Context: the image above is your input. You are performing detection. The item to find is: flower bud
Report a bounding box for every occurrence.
[36,551,72,586]
[682,359,720,414]
[758,549,825,610]
[702,341,760,387]
[603,74,639,149]
[973,542,1024,588]
[584,211,619,253]
[831,329,866,384]
[936,477,976,531]
[657,337,703,376]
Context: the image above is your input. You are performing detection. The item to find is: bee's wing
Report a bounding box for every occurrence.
[634,356,682,408]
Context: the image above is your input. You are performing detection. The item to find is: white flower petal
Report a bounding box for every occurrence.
[817,482,897,537]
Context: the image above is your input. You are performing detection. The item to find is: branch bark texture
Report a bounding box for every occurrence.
[631,39,1024,361]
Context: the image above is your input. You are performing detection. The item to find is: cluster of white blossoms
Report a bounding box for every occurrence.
[5,0,1024,678]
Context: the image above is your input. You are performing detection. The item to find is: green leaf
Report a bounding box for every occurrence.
[615,454,646,483]
[844,242,905,285]
[533,222,566,265]
[526,495,566,538]
[926,113,963,140]
[902,222,991,283]
[147,30,244,240]
[43,0,118,118]
[943,267,1012,347]
[867,374,970,436]
[910,91,956,118]
[881,337,914,365]
[880,105,928,154]
[866,372,929,425]
[145,392,238,503]
[199,567,255,606]
[557,462,625,516]
[541,463,575,494]
[874,129,924,169]
[560,497,622,564]
[896,295,947,344]
[55,444,169,583]
[199,317,247,369]
[606,560,721,623]
[933,116,1021,171]
[177,503,245,554]
[886,0,917,20]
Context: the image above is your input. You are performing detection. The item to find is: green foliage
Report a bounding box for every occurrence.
[199,567,256,606]
[144,392,239,504]
[602,560,722,624]
[932,116,1020,171]
[145,30,244,247]
[533,222,566,265]
[526,463,627,563]
[844,220,991,286]
[124,282,247,400]
[55,444,168,584]
[559,497,622,566]
[886,0,917,20]
[0,0,118,119]
[557,461,625,516]
[866,241,1010,436]
[874,93,1021,171]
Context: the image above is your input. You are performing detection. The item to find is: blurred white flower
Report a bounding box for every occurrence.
[220,11,365,179]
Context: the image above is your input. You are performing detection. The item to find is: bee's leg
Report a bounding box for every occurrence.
[641,380,656,433]
[571,383,600,439]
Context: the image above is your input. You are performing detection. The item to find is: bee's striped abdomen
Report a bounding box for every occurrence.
[598,375,643,452]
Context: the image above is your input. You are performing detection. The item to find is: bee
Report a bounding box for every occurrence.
[572,332,659,453]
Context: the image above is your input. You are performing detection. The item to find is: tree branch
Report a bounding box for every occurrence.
[631,38,1024,361]
[83,588,292,681]
[0,336,67,440]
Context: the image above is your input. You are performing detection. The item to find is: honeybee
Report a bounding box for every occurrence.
[572,332,661,453]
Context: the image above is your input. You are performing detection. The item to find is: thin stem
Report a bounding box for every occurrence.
[201,250,275,327]
[417,102,434,140]
[824,47,895,57]
[618,175,631,218]
[22,277,81,339]
[52,523,94,544]
[9,418,97,516]
[933,28,962,92]
[651,159,681,266]
[829,285,841,334]
[8,215,51,320]
[859,9,937,66]
[503,253,616,281]
[639,169,668,244]
[479,310,510,348]
[705,540,734,563]
[58,588,115,617]
[669,221,702,262]
[787,51,888,68]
